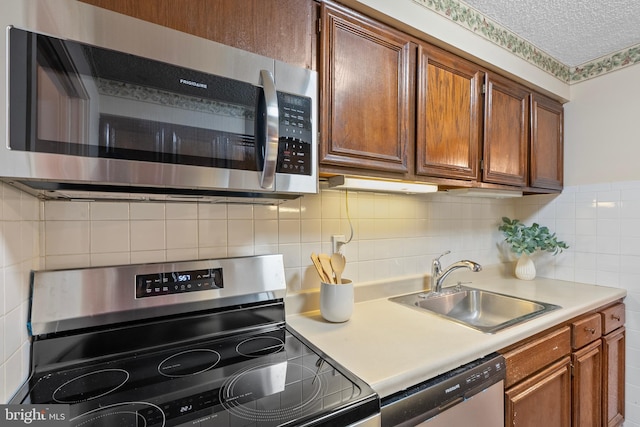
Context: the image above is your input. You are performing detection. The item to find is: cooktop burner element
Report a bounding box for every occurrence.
[219,361,325,422]
[157,349,221,378]
[12,255,380,426]
[236,336,285,357]
[72,401,165,427]
[52,369,130,403]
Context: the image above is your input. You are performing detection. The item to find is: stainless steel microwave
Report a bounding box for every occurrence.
[0,0,317,203]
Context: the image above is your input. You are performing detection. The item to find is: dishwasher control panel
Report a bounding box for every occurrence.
[461,357,505,390]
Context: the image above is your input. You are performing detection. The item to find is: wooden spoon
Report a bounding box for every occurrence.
[330,253,346,284]
[318,253,335,284]
[311,253,329,282]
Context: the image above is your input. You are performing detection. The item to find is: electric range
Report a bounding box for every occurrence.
[10,255,380,426]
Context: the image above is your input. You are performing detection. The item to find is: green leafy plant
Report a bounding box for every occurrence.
[498,217,569,256]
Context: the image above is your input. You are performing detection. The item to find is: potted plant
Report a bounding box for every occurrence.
[498,217,569,280]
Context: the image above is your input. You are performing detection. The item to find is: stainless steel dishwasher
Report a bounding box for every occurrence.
[381,353,506,427]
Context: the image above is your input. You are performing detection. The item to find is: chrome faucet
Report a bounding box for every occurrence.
[431,251,482,293]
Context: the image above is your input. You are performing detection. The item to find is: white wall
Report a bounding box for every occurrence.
[565,65,640,186]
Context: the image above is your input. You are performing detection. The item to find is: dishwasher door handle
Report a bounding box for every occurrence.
[437,396,464,412]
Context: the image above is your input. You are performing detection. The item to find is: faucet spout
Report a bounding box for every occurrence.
[431,252,482,293]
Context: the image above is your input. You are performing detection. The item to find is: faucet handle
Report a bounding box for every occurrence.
[434,250,451,263]
[431,250,451,277]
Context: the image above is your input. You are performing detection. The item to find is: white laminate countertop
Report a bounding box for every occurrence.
[285,265,627,399]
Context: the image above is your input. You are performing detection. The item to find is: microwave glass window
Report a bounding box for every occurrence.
[37,64,90,146]
[11,27,262,171]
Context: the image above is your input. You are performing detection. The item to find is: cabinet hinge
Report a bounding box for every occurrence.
[479,159,484,171]
[317,17,322,34]
[482,83,486,94]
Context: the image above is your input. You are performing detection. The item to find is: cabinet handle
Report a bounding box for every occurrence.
[611,314,621,321]
[585,327,596,334]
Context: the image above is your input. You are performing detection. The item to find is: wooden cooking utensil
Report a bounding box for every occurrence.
[317,253,335,284]
[330,253,346,284]
[311,253,329,282]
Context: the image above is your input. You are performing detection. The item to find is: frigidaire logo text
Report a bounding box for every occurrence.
[179,78,208,89]
[3,406,67,425]
[444,383,461,394]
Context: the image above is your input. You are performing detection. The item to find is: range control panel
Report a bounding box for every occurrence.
[136,267,223,298]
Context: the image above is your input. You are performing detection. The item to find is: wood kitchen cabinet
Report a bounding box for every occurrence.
[571,313,603,427]
[505,357,572,427]
[530,93,564,190]
[502,326,572,427]
[318,2,563,193]
[79,0,318,70]
[601,304,626,427]
[572,341,602,427]
[415,42,483,181]
[483,72,530,187]
[501,301,625,427]
[319,1,415,176]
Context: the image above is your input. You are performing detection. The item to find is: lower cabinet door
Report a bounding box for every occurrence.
[505,356,571,427]
[572,340,602,427]
[603,327,625,427]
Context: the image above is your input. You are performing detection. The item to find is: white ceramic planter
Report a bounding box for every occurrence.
[515,254,536,280]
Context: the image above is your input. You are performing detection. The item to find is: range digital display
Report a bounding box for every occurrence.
[136,267,223,298]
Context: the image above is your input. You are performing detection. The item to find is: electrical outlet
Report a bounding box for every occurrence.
[332,234,346,254]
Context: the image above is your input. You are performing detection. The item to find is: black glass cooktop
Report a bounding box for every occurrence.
[19,328,375,427]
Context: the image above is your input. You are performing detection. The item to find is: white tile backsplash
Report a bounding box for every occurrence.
[0,184,40,401]
[130,220,165,251]
[90,201,129,221]
[130,202,166,220]
[166,219,198,249]
[90,220,130,253]
[1,180,639,420]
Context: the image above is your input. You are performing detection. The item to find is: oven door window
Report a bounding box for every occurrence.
[9,27,261,171]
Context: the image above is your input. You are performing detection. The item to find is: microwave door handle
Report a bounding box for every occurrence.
[259,69,279,190]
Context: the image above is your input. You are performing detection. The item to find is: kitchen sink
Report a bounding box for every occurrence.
[389,285,560,333]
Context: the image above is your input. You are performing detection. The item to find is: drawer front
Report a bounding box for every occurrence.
[572,313,602,349]
[601,303,625,335]
[502,326,571,388]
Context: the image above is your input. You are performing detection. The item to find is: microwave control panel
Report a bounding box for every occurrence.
[136,267,223,298]
[277,92,312,175]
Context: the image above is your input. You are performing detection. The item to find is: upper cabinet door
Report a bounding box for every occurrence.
[319,2,415,175]
[483,73,530,187]
[415,43,483,180]
[530,93,564,190]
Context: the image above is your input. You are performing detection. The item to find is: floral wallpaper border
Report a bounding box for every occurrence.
[412,0,640,83]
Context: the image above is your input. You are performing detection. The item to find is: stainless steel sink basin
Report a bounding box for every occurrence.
[389,285,560,333]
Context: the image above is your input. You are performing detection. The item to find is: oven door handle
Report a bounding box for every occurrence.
[259,69,279,190]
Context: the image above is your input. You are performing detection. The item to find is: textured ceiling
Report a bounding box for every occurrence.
[461,0,640,67]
